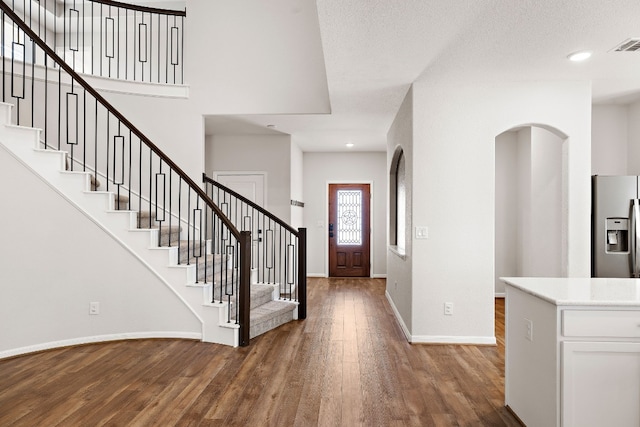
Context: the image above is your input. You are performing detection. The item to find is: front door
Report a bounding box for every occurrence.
[328,183,370,277]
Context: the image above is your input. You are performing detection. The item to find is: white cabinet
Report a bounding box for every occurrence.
[560,309,640,427]
[561,341,640,427]
[504,281,640,427]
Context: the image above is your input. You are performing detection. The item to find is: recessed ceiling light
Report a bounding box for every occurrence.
[567,50,592,62]
[346,142,354,148]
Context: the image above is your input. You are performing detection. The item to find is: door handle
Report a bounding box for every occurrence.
[329,223,334,238]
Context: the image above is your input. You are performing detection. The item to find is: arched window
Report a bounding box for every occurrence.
[390,148,406,252]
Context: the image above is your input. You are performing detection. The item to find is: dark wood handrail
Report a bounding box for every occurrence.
[203,173,299,236]
[81,0,186,16]
[0,2,239,241]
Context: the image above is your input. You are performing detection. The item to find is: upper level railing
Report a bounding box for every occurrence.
[204,174,307,320]
[6,0,185,84]
[0,2,252,345]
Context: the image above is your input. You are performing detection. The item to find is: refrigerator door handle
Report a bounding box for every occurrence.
[631,199,640,278]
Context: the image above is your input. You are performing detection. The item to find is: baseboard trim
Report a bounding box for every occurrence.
[0,331,202,360]
[385,290,412,342]
[411,335,497,345]
[307,273,386,279]
[306,273,326,278]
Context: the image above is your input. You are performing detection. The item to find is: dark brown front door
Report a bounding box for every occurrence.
[328,183,370,277]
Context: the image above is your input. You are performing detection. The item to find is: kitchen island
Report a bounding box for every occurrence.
[501,277,640,427]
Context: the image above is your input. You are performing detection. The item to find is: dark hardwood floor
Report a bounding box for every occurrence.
[0,278,520,426]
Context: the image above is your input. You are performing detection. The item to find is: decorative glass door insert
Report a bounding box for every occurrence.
[337,189,363,245]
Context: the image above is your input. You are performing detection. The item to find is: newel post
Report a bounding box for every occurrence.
[239,230,252,346]
[298,227,307,320]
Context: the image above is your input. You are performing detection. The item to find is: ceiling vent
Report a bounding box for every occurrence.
[613,38,640,52]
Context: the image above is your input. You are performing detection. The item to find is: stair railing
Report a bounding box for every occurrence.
[7,0,185,84]
[0,2,253,346]
[203,174,307,320]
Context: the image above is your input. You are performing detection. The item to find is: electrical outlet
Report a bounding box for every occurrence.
[444,302,453,315]
[525,318,533,341]
[89,302,100,315]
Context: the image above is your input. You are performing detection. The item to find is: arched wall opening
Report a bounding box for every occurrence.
[494,124,569,294]
[389,146,406,253]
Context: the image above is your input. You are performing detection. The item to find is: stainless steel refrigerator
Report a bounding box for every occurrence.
[592,175,640,277]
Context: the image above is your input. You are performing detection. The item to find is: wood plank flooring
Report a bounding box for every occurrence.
[0,278,521,426]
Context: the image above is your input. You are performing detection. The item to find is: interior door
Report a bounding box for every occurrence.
[213,172,265,207]
[328,183,370,277]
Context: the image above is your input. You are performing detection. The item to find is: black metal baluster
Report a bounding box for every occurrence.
[177,176,182,262]
[194,199,202,282]
[29,0,33,128]
[168,169,172,251]
[164,15,169,83]
[82,91,86,172]
[105,110,110,189]
[149,12,152,83]
[44,50,48,148]
[203,190,208,284]
[156,159,166,245]
[63,0,66,65]
[99,3,102,77]
[81,0,85,74]
[138,136,142,221]
[94,98,98,190]
[133,10,136,81]
[2,12,5,103]
[56,64,61,149]
[91,1,94,75]
[148,145,152,232]
[124,10,128,80]
[180,15,184,84]
[105,6,113,78]
[116,6,120,80]
[158,13,161,83]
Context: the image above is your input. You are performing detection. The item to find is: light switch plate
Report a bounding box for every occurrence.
[415,226,429,239]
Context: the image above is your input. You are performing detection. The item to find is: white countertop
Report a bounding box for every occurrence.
[501,277,640,306]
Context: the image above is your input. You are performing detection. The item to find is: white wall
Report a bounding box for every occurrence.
[516,129,533,277]
[205,134,292,223]
[529,127,563,277]
[407,79,591,344]
[386,88,413,333]
[592,104,628,175]
[290,140,304,229]
[0,145,201,357]
[629,100,640,174]
[186,0,330,115]
[495,131,518,294]
[303,152,387,278]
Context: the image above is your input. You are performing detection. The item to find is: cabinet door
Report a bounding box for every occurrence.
[562,341,640,427]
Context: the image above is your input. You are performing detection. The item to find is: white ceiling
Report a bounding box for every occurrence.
[204,0,640,152]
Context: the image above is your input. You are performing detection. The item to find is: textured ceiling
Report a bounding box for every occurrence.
[205,0,640,152]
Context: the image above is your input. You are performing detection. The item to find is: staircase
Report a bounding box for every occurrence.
[0,0,302,349]
[0,101,297,344]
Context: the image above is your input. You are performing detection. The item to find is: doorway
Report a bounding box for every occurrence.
[328,183,371,277]
[494,125,568,295]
